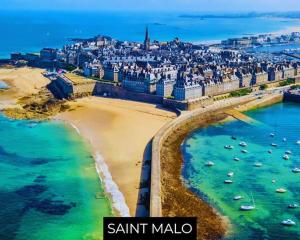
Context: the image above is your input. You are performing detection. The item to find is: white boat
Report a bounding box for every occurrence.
[285,150,292,155]
[272,179,276,183]
[224,180,233,184]
[282,219,296,226]
[254,163,263,167]
[241,149,248,153]
[234,196,243,200]
[297,140,300,145]
[206,161,215,167]
[239,142,247,147]
[276,188,287,193]
[271,143,278,147]
[292,168,300,173]
[283,155,290,160]
[288,204,299,209]
[270,133,275,137]
[240,193,255,211]
[268,149,273,154]
[225,145,234,149]
[283,138,287,142]
[240,205,255,211]
[233,157,240,161]
[227,172,234,177]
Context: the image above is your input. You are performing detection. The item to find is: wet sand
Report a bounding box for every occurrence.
[0,67,50,109]
[160,111,229,240]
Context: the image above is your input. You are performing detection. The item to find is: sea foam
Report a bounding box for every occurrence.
[95,152,131,217]
[70,123,81,135]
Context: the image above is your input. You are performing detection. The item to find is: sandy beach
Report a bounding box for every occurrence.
[0,66,177,216]
[56,96,176,216]
[0,67,50,109]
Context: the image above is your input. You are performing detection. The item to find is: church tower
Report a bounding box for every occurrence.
[144,26,150,51]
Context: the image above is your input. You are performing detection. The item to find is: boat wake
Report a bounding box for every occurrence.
[95,152,130,217]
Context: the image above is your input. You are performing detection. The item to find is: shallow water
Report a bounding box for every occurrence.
[182,102,300,239]
[0,114,112,240]
[0,81,8,89]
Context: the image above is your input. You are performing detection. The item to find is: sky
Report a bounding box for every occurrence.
[1,0,300,12]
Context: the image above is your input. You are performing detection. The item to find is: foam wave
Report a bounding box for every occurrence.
[95,152,131,217]
[70,123,80,135]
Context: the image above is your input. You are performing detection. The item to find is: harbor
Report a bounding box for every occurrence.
[181,102,300,239]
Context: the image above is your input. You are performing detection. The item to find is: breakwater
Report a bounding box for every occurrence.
[150,92,284,239]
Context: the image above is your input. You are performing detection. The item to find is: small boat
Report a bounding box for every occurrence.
[224,180,233,184]
[206,161,215,167]
[282,219,296,226]
[240,192,255,211]
[283,138,287,142]
[225,145,234,149]
[297,140,300,145]
[292,168,300,173]
[239,142,247,147]
[270,133,275,137]
[276,188,287,193]
[272,179,276,183]
[234,157,240,161]
[234,196,243,200]
[227,172,234,177]
[288,204,299,209]
[254,163,263,167]
[241,149,248,153]
[285,150,292,155]
[268,149,273,154]
[231,136,237,140]
[240,205,255,211]
[283,155,290,160]
[271,143,278,147]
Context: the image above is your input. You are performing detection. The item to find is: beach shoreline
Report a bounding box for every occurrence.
[65,120,130,217]
[55,97,176,217]
[0,66,177,217]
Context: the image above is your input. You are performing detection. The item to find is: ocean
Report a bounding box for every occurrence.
[182,102,300,239]
[1,10,300,240]
[0,114,112,240]
[1,10,300,58]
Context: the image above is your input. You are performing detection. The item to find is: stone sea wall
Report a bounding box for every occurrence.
[150,92,284,217]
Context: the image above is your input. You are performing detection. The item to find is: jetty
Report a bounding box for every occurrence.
[224,109,259,125]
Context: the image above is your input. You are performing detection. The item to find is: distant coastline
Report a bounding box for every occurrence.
[1,10,300,59]
[179,12,300,19]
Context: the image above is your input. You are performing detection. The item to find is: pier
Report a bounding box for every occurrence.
[224,109,259,125]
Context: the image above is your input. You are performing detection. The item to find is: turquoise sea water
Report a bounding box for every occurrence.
[1,11,300,58]
[0,114,112,240]
[0,81,8,89]
[182,102,300,239]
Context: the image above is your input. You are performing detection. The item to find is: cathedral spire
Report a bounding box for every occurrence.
[144,26,150,51]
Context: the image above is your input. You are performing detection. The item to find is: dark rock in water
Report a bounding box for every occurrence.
[36,175,46,179]
[30,158,49,165]
[33,175,47,183]
[15,184,47,198]
[29,199,76,215]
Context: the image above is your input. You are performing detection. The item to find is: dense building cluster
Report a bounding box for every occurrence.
[221,32,300,48]
[11,29,300,101]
